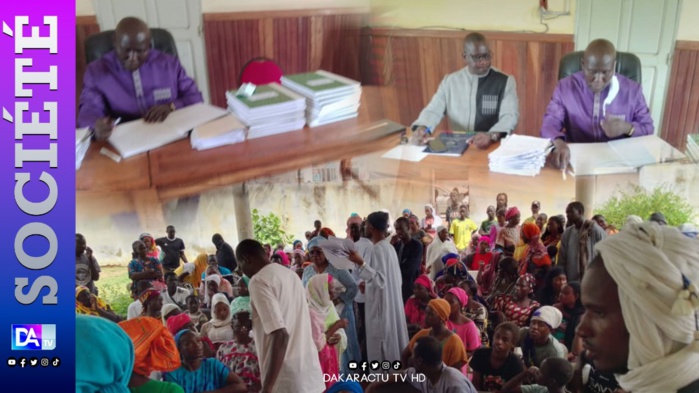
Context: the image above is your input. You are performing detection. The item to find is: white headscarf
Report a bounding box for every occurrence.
[161,304,181,326]
[211,293,232,327]
[425,226,458,280]
[595,222,699,393]
[423,204,443,228]
[204,274,222,306]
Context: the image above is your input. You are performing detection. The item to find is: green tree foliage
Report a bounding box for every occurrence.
[100,282,132,317]
[252,208,293,246]
[594,185,696,229]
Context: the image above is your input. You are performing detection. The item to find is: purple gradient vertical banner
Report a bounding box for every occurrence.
[0,1,75,390]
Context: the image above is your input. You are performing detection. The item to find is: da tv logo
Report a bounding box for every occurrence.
[11,325,56,350]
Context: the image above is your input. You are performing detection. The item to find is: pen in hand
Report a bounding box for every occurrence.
[113,117,122,127]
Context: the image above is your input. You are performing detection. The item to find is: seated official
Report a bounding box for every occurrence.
[77,17,203,140]
[541,39,654,169]
[411,32,519,149]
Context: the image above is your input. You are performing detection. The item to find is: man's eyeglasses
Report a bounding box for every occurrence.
[463,52,492,62]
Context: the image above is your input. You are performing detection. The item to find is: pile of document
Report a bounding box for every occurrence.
[190,113,247,151]
[488,134,553,176]
[108,103,229,159]
[687,134,699,163]
[76,127,91,170]
[281,70,361,127]
[227,83,306,139]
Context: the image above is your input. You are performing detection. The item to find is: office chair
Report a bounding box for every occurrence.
[238,57,284,86]
[558,51,642,83]
[84,28,178,64]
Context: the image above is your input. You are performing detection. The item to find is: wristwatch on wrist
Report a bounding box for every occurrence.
[626,126,635,137]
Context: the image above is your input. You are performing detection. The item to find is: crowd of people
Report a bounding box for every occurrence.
[76,193,699,393]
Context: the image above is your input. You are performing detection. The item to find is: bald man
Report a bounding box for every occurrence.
[412,32,519,149]
[542,39,654,169]
[78,17,203,140]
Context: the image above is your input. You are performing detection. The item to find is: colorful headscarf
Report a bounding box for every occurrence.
[307,236,322,251]
[174,329,191,347]
[319,227,336,238]
[161,304,181,326]
[139,288,161,305]
[178,253,209,289]
[75,286,111,316]
[76,314,134,393]
[447,287,469,307]
[139,232,159,258]
[478,235,491,245]
[441,253,460,265]
[292,249,306,264]
[505,207,520,221]
[428,298,451,322]
[327,380,363,393]
[520,273,536,291]
[403,208,412,215]
[275,250,290,267]
[166,313,193,336]
[230,295,252,317]
[522,222,541,242]
[413,275,437,298]
[119,316,181,376]
[347,214,363,226]
[307,273,341,330]
[445,258,469,279]
[293,239,303,248]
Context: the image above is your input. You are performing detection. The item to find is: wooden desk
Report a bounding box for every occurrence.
[76,86,405,234]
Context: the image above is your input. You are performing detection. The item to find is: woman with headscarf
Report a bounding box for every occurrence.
[425,226,458,280]
[175,253,208,294]
[421,204,443,238]
[161,304,182,326]
[139,232,162,261]
[129,240,166,292]
[292,239,303,250]
[465,235,495,271]
[519,222,552,285]
[535,267,567,307]
[167,313,216,359]
[140,288,163,319]
[492,273,541,327]
[479,256,518,305]
[76,314,134,393]
[444,287,482,358]
[164,329,247,393]
[199,269,233,308]
[119,316,183,393]
[271,250,290,267]
[292,249,306,269]
[400,298,468,369]
[229,276,251,317]
[404,275,438,328]
[302,237,361,375]
[200,293,234,346]
[495,207,521,256]
[307,274,348,390]
[435,256,471,297]
[216,304,260,392]
[75,285,122,323]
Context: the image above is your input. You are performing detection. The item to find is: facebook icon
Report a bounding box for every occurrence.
[11,324,56,350]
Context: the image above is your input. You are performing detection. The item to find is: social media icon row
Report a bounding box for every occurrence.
[347,360,401,371]
[7,357,59,368]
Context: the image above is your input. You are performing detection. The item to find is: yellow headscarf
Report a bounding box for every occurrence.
[174,253,208,289]
[75,286,111,316]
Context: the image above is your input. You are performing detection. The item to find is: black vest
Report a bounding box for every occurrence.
[475,69,509,131]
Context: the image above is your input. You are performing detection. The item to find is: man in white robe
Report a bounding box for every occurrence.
[349,211,409,364]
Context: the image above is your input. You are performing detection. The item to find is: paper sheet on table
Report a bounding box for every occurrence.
[382,144,429,162]
[108,103,229,159]
[317,236,357,270]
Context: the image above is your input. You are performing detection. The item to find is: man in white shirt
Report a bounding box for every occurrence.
[349,211,409,364]
[347,214,373,362]
[236,239,325,393]
[161,271,190,309]
[126,280,152,320]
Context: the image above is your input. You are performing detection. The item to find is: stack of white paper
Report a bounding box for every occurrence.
[316,236,357,270]
[190,113,247,151]
[108,103,229,159]
[281,70,362,127]
[76,127,91,171]
[488,134,553,176]
[227,83,306,139]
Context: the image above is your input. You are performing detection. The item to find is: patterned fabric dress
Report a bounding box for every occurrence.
[216,339,260,391]
[492,294,541,327]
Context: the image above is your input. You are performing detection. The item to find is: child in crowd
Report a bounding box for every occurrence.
[500,357,574,393]
[471,322,524,392]
[184,295,208,331]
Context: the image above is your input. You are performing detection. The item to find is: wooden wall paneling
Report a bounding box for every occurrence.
[661,47,699,150]
[76,17,100,118]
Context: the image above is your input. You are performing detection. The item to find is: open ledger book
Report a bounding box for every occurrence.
[568,135,685,176]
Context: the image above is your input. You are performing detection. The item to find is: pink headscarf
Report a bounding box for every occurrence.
[447,287,469,307]
[275,250,290,267]
[505,207,520,221]
[413,275,437,298]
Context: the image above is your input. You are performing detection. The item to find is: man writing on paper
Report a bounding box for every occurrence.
[411,32,519,149]
[77,17,204,140]
[541,39,654,169]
